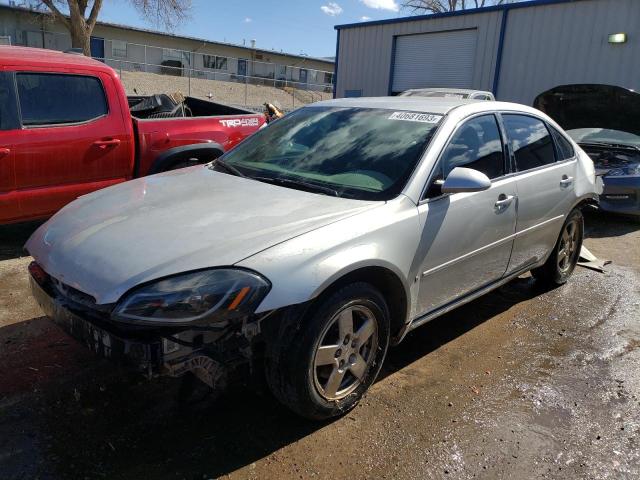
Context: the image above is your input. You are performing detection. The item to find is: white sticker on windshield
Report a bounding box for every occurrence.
[388,112,443,123]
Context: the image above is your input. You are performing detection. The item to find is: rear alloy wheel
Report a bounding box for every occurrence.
[265,283,390,420]
[532,208,584,286]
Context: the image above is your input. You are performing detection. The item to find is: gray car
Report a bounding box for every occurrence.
[26,97,598,419]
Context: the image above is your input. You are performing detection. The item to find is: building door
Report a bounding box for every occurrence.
[300,68,308,84]
[391,29,477,94]
[237,59,247,77]
[90,36,105,61]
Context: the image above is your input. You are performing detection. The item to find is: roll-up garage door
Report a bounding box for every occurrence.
[391,29,477,94]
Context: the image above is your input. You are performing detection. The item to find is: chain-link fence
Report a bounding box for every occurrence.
[105,56,332,112]
[9,29,335,112]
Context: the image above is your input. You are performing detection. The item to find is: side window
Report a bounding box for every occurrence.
[441,114,505,180]
[0,72,19,130]
[549,126,575,160]
[503,114,556,171]
[16,73,108,127]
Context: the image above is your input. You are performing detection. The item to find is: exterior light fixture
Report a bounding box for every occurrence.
[608,33,627,44]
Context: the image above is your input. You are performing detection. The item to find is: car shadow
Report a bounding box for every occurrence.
[0,221,43,261]
[583,208,639,239]
[0,275,551,480]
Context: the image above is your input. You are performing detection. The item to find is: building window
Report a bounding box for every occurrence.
[324,72,333,85]
[111,40,127,58]
[215,56,227,70]
[163,48,183,61]
[203,55,228,70]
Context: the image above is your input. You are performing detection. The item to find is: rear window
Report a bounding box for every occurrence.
[503,114,556,171]
[549,126,575,160]
[0,72,19,130]
[16,73,108,126]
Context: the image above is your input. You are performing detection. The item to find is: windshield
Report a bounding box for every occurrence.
[218,106,442,200]
[567,128,640,147]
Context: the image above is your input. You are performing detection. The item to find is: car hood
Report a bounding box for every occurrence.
[534,84,640,137]
[26,167,378,304]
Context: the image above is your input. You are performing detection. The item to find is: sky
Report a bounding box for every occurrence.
[93,0,408,58]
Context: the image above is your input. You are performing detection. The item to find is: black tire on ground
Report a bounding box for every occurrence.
[264,282,390,420]
[531,208,584,286]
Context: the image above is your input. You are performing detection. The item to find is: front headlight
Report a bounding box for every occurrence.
[112,269,270,325]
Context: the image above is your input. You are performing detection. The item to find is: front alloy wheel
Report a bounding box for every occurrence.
[265,282,390,420]
[313,306,378,401]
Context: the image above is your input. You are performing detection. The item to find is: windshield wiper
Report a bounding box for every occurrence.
[252,176,340,197]
[210,158,246,177]
[579,141,640,153]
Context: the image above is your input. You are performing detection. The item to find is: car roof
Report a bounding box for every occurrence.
[403,88,491,95]
[0,46,113,72]
[309,96,552,123]
[311,96,484,114]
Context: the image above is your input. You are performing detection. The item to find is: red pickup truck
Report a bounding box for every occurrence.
[0,46,266,224]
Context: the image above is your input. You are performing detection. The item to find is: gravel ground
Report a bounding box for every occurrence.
[0,210,638,479]
[119,71,332,112]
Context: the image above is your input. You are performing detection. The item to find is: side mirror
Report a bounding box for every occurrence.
[441,167,492,194]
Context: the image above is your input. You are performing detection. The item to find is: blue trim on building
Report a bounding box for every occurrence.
[387,36,398,95]
[491,9,510,96]
[335,0,582,30]
[333,30,340,98]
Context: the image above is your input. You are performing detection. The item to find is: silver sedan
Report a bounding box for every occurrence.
[26,97,599,419]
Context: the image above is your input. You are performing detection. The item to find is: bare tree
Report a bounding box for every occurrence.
[21,0,191,56]
[402,0,516,14]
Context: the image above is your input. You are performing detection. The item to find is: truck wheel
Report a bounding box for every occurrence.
[150,144,225,174]
[167,157,205,171]
[531,208,584,286]
[265,282,390,420]
[166,155,219,171]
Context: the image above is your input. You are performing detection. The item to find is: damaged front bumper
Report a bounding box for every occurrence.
[29,270,262,389]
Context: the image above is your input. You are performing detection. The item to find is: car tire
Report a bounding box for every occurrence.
[264,282,390,420]
[531,208,584,286]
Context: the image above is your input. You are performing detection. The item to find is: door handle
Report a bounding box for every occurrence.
[0,147,10,157]
[560,175,574,187]
[93,139,121,149]
[494,194,515,209]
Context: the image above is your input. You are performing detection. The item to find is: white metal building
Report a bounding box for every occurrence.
[333,0,639,104]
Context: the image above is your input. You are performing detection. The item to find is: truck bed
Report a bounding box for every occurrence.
[128,95,266,176]
[127,95,256,118]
